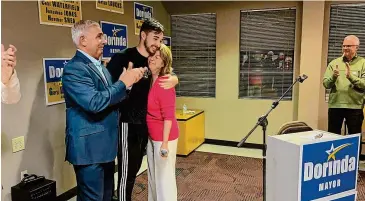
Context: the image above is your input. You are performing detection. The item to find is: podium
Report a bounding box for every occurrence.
[267,130,360,201]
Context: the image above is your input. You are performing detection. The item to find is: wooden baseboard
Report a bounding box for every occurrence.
[204,138,264,150]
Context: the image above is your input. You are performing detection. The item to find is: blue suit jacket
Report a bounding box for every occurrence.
[62,51,126,165]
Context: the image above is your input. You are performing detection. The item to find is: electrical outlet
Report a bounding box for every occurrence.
[21,170,28,180]
[12,136,25,153]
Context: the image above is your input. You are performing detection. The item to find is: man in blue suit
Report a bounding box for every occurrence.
[62,20,147,201]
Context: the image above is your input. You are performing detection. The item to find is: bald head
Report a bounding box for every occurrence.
[344,35,360,46]
[342,35,359,60]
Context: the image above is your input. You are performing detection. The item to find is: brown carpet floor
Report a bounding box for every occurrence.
[132,151,365,201]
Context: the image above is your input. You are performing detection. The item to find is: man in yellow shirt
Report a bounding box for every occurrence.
[323,35,364,135]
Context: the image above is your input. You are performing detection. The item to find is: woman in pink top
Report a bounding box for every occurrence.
[146,43,178,201]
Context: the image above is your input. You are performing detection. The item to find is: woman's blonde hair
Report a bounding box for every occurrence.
[158,43,173,76]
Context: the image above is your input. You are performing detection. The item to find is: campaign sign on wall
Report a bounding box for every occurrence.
[163,36,171,49]
[96,0,124,14]
[43,58,70,105]
[100,21,128,59]
[134,2,153,35]
[38,0,82,27]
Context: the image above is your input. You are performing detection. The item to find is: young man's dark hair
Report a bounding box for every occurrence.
[139,18,165,37]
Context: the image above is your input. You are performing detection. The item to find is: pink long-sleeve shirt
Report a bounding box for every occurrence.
[146,77,179,141]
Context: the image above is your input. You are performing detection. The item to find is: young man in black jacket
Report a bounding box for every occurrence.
[107,18,178,201]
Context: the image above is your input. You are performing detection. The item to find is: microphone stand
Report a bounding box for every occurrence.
[237,74,307,201]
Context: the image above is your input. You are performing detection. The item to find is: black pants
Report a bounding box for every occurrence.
[328,108,364,156]
[116,123,148,201]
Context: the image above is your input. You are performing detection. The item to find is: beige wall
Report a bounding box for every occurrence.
[2,0,363,200]
[1,1,169,200]
[298,1,327,129]
[163,1,364,143]
[164,1,303,144]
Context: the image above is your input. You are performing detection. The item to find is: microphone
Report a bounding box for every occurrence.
[298,74,308,83]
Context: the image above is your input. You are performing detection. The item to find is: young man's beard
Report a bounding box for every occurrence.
[144,40,157,55]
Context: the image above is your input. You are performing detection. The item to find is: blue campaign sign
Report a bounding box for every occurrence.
[300,135,359,201]
[43,58,70,105]
[331,194,356,201]
[163,36,171,49]
[134,2,152,21]
[100,21,128,59]
[134,2,153,35]
[44,59,67,83]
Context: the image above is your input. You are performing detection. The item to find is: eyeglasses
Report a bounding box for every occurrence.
[342,45,358,48]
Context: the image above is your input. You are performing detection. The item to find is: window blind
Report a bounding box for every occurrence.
[239,8,297,100]
[171,13,217,97]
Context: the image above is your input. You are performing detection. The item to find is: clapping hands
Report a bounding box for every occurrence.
[1,44,17,85]
[119,62,148,87]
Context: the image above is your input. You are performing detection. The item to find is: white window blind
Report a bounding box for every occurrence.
[239,8,297,100]
[171,13,216,97]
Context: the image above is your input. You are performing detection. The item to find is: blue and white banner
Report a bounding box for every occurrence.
[100,21,128,59]
[300,135,360,201]
[163,36,171,49]
[332,194,356,201]
[43,58,70,106]
[134,2,153,35]
[314,190,357,201]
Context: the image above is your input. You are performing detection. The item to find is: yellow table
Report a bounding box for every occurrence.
[176,109,205,155]
[362,108,365,133]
